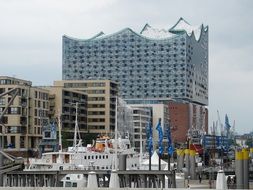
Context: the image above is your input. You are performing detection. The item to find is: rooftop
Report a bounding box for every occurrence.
[63,17,208,42]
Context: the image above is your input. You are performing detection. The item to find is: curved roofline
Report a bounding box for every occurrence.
[63,31,105,42]
[63,20,208,43]
[64,27,182,42]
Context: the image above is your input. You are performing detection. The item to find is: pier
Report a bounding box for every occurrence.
[3,170,176,188]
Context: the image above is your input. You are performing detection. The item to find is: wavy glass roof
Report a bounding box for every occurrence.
[62,17,209,105]
[64,18,207,42]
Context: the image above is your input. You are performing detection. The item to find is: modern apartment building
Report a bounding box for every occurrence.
[0,76,49,156]
[45,86,88,145]
[129,103,169,149]
[62,18,208,106]
[130,106,151,152]
[53,80,118,135]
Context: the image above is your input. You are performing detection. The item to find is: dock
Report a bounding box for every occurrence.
[3,169,176,188]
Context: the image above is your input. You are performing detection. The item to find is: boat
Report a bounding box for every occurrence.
[25,132,139,172]
[25,102,140,172]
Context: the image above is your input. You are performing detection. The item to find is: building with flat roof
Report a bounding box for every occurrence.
[53,80,118,135]
[168,100,208,144]
[128,103,169,149]
[129,106,151,152]
[62,18,208,105]
[0,76,49,156]
[44,86,88,147]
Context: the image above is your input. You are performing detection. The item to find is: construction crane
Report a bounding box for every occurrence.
[217,110,224,136]
[224,114,232,138]
[231,120,235,137]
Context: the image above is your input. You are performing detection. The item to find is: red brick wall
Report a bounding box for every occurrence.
[168,101,190,144]
[168,101,208,144]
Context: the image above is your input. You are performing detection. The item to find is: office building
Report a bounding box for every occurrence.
[53,80,118,135]
[45,86,88,146]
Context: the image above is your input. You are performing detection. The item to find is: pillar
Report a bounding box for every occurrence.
[190,150,196,179]
[176,149,184,171]
[242,149,249,189]
[216,170,227,189]
[109,170,119,188]
[87,171,98,188]
[235,151,243,189]
[184,149,190,178]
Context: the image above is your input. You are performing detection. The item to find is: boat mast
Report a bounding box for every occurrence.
[58,113,62,152]
[73,102,78,151]
[114,97,118,170]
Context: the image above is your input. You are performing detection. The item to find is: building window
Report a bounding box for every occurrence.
[9,107,19,114]
[20,136,25,148]
[0,98,5,105]
[10,136,15,148]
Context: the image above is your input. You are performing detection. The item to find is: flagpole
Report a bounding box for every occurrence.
[148,119,152,171]
[159,152,161,171]
[167,125,170,171]
[168,152,170,171]
[157,118,162,171]
[149,150,151,171]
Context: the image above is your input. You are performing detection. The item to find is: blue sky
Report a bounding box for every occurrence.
[0,0,252,134]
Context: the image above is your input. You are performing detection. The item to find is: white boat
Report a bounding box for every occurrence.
[25,102,140,172]
[25,135,139,172]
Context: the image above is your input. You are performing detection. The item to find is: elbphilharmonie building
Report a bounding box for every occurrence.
[62,18,208,105]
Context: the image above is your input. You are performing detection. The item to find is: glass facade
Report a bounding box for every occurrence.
[62,19,208,105]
